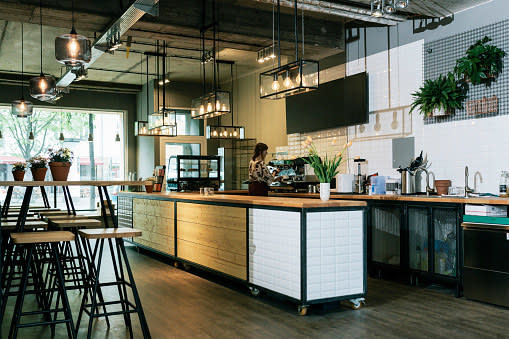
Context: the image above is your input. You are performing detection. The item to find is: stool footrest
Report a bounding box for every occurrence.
[17,319,71,329]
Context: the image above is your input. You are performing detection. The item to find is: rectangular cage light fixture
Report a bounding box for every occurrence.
[148,109,177,131]
[191,90,230,119]
[135,120,177,137]
[260,59,319,99]
[206,125,245,140]
[257,43,277,64]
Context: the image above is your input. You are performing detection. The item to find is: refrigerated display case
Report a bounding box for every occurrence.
[169,155,220,191]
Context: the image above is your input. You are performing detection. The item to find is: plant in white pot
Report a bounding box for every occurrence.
[301,136,352,201]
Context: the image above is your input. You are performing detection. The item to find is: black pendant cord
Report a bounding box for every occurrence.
[162,40,166,113]
[277,0,281,68]
[156,40,159,113]
[21,22,24,99]
[201,0,206,95]
[39,0,43,75]
[230,63,234,127]
[294,0,298,61]
[146,55,149,120]
[212,0,217,93]
[71,0,76,32]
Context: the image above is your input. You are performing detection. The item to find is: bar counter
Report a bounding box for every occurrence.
[118,192,368,314]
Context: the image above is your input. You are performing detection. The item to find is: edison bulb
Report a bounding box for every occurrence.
[199,105,205,114]
[216,101,221,111]
[207,102,213,112]
[271,79,280,91]
[68,37,79,57]
[284,76,293,88]
[20,101,25,110]
[212,130,218,137]
[221,104,227,111]
[233,130,238,137]
[39,78,47,92]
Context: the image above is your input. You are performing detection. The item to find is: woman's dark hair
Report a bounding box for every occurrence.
[252,143,268,161]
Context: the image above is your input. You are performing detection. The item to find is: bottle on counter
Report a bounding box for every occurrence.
[499,171,508,197]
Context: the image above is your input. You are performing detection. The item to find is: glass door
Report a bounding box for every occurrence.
[408,207,429,272]
[371,205,401,266]
[433,208,457,277]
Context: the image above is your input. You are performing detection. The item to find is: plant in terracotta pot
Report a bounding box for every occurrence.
[12,162,27,181]
[454,36,506,86]
[48,147,74,181]
[301,136,352,202]
[410,72,467,118]
[28,155,49,181]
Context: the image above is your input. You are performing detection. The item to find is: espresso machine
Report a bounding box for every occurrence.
[354,158,367,194]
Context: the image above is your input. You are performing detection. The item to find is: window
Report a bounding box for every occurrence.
[174,109,203,136]
[0,106,125,210]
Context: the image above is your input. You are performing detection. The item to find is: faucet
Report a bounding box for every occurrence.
[465,166,474,197]
[474,171,483,193]
[418,168,436,196]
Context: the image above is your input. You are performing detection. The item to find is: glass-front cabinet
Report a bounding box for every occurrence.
[408,207,429,271]
[433,208,457,277]
[371,205,401,266]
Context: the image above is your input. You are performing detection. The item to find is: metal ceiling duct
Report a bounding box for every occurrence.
[254,0,406,25]
[56,0,160,88]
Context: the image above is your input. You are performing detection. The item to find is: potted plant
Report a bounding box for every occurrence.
[454,36,506,86]
[48,147,74,181]
[12,162,27,181]
[28,155,49,181]
[301,137,352,201]
[410,72,467,118]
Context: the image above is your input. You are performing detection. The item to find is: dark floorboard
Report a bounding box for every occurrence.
[2,243,509,338]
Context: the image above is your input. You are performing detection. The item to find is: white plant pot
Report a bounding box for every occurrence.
[432,107,448,117]
[320,183,331,202]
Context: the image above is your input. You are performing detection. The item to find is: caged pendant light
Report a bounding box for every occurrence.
[55,0,91,68]
[191,0,231,120]
[259,0,319,99]
[11,23,33,118]
[135,54,151,136]
[30,0,57,101]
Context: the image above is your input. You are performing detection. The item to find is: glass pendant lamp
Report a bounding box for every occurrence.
[12,23,33,118]
[30,0,56,101]
[55,0,91,68]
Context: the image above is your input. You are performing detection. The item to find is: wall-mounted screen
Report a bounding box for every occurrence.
[285,72,368,134]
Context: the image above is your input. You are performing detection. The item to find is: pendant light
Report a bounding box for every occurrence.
[259,0,319,99]
[0,130,3,139]
[11,23,33,118]
[55,0,91,68]
[88,133,93,142]
[59,112,65,141]
[115,133,120,142]
[30,0,56,101]
[134,54,150,136]
[191,0,231,119]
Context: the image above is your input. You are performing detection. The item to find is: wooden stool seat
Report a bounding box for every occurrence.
[49,218,103,228]
[79,227,142,239]
[1,221,48,231]
[29,208,61,213]
[44,214,100,221]
[11,231,75,244]
[38,211,72,217]
[4,212,34,218]
[2,216,41,223]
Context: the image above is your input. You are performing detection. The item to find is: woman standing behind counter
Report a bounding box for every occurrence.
[248,143,279,196]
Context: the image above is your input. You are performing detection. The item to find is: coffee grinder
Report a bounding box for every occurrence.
[354,158,367,194]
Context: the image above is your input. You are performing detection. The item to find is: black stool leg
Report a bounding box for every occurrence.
[52,242,77,339]
[9,244,33,339]
[117,238,151,339]
[87,238,105,339]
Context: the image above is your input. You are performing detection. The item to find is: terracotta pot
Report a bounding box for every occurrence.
[145,183,154,193]
[12,170,25,181]
[31,167,48,181]
[435,180,452,196]
[49,162,71,181]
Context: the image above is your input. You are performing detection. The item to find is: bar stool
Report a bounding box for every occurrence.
[77,227,151,339]
[7,231,76,339]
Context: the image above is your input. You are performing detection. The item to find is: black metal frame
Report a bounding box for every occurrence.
[120,193,368,312]
[174,155,221,192]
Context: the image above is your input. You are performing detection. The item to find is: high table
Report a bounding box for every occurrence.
[0,180,149,335]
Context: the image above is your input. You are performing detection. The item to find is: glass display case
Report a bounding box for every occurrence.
[433,208,457,277]
[170,155,220,191]
[408,207,429,271]
[371,205,401,266]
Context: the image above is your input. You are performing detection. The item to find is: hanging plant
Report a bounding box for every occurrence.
[410,72,467,118]
[454,36,506,86]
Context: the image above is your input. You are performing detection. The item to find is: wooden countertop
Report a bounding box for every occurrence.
[119,192,367,209]
[220,190,509,206]
[0,180,150,187]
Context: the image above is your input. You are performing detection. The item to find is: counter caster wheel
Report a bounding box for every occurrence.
[173,261,179,268]
[348,298,365,310]
[182,263,192,271]
[298,305,309,316]
[249,286,260,297]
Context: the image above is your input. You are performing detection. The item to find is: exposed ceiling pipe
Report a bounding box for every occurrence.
[254,0,406,25]
[56,0,160,88]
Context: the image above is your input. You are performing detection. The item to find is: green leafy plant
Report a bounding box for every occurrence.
[12,162,27,172]
[28,155,48,169]
[454,36,506,86]
[410,72,467,117]
[301,137,351,183]
[48,147,74,163]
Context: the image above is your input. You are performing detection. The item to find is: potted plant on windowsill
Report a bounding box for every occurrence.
[28,155,49,181]
[301,137,352,202]
[410,72,467,118]
[454,36,506,86]
[48,147,74,181]
[12,162,27,181]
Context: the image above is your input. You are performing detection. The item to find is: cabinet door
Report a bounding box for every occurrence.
[433,208,457,276]
[371,206,401,266]
[408,207,429,271]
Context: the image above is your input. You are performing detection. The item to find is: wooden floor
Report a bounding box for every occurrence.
[2,244,509,338]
